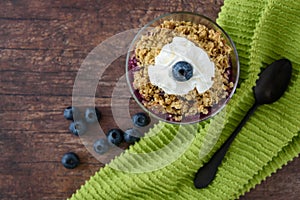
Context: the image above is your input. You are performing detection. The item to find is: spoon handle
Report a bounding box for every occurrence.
[194,103,259,189]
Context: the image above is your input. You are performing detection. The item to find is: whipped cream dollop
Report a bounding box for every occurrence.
[148,37,215,95]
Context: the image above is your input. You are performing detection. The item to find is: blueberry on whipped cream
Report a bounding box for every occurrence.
[172,61,193,82]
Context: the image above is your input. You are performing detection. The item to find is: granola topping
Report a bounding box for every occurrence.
[130,19,233,122]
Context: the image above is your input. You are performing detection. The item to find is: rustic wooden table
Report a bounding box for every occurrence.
[1,0,299,199]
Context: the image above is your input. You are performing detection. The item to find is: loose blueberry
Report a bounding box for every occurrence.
[63,106,79,120]
[172,61,193,82]
[132,112,150,127]
[107,129,124,146]
[124,128,142,144]
[69,120,87,136]
[85,107,101,123]
[93,138,109,155]
[61,152,80,169]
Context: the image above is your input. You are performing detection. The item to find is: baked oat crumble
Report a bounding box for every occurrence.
[130,19,233,122]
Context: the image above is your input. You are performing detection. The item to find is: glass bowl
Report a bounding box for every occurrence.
[126,12,239,124]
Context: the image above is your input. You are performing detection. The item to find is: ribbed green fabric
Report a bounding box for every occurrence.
[69,0,300,199]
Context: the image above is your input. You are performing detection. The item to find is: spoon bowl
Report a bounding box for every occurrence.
[255,59,292,104]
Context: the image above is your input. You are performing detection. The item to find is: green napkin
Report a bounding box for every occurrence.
[69,0,300,199]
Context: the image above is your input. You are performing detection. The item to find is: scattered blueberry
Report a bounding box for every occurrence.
[172,61,193,82]
[93,138,109,155]
[61,152,80,169]
[107,129,124,146]
[85,107,101,123]
[124,128,142,144]
[69,120,87,136]
[63,106,79,120]
[132,112,150,127]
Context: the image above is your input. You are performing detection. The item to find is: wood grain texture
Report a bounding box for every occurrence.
[0,0,299,199]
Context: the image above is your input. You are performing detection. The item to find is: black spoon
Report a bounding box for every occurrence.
[194,58,292,189]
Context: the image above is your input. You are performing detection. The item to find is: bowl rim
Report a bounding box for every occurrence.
[126,11,240,124]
